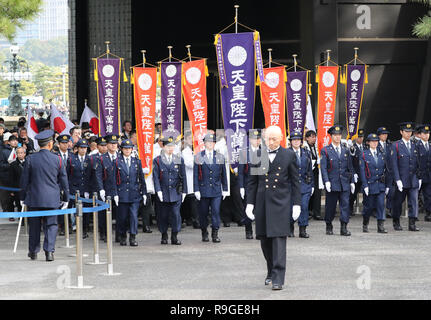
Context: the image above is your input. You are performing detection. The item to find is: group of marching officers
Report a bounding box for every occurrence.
[19,119,431,261]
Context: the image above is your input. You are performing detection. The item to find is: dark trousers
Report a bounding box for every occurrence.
[363,192,385,220]
[199,196,222,230]
[422,182,431,213]
[349,181,362,212]
[180,194,199,224]
[325,190,350,224]
[392,187,419,219]
[291,191,311,226]
[28,208,58,253]
[157,200,182,233]
[260,236,287,286]
[117,201,140,235]
[385,184,395,210]
[140,197,154,228]
[308,170,322,218]
[220,174,243,224]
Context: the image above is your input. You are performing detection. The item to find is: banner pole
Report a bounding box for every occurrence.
[326,49,331,67]
[354,47,359,66]
[186,45,192,62]
[167,46,173,63]
[268,48,272,68]
[105,41,110,59]
[293,54,298,72]
[141,50,146,68]
[234,5,239,33]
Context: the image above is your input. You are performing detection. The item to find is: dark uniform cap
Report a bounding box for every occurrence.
[366,133,379,141]
[35,129,54,144]
[105,134,119,144]
[327,125,344,135]
[76,139,89,148]
[120,139,134,148]
[416,124,430,134]
[161,136,175,147]
[203,133,216,142]
[289,131,303,140]
[57,134,71,143]
[96,137,107,145]
[376,127,390,135]
[249,129,261,139]
[357,129,365,137]
[81,122,91,130]
[399,122,415,132]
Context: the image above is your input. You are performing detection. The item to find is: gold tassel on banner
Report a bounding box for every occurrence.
[256,74,260,86]
[284,69,288,83]
[214,34,220,46]
[130,69,134,85]
[365,65,368,84]
[93,60,98,82]
[205,65,209,77]
[254,30,259,41]
[308,83,312,95]
[122,59,128,82]
[157,68,161,87]
[315,68,319,83]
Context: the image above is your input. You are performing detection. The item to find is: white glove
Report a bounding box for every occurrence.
[114,195,119,206]
[419,179,422,190]
[143,195,147,204]
[292,205,301,221]
[182,193,186,203]
[364,187,369,196]
[61,201,68,210]
[142,167,150,174]
[354,174,359,183]
[350,183,355,194]
[222,191,229,200]
[100,189,106,201]
[240,188,245,199]
[311,187,314,196]
[325,182,331,193]
[396,180,403,192]
[245,204,255,221]
[194,191,201,201]
[385,187,390,195]
[233,167,238,174]
[20,200,25,207]
[84,192,89,199]
[157,191,163,202]
[347,139,353,148]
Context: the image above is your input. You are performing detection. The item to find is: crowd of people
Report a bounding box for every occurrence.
[1,113,430,270]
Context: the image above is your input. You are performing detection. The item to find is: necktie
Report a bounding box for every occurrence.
[407,141,411,154]
[336,147,340,157]
[126,158,130,174]
[425,143,429,152]
[80,156,84,169]
[296,150,301,166]
[63,153,67,163]
[373,151,378,164]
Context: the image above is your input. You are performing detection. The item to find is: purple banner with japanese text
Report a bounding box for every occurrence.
[96,58,121,136]
[286,71,308,137]
[345,64,365,139]
[161,61,183,141]
[216,32,256,170]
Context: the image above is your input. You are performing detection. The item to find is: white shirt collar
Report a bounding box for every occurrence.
[402,138,410,145]
[332,143,341,150]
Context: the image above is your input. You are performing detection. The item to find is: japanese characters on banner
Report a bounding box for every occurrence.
[160,61,183,141]
[286,71,308,138]
[316,65,339,154]
[343,64,366,140]
[214,32,258,170]
[182,59,208,154]
[95,58,122,136]
[259,66,287,147]
[132,67,157,175]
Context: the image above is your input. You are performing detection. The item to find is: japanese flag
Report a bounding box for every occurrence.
[79,101,99,135]
[26,104,39,150]
[7,148,16,163]
[50,103,74,135]
[305,95,316,132]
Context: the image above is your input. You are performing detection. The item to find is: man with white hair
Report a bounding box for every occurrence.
[245,125,301,290]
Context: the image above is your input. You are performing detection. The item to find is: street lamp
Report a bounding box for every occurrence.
[0,43,32,116]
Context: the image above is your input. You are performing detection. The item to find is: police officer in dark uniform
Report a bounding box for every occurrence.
[349,129,365,215]
[67,138,92,238]
[115,139,147,246]
[238,129,262,239]
[194,133,228,243]
[20,130,69,261]
[153,136,187,245]
[359,133,391,233]
[320,125,356,236]
[415,124,431,221]
[390,122,422,231]
[377,127,393,218]
[288,131,313,238]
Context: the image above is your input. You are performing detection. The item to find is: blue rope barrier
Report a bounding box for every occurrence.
[0,186,21,192]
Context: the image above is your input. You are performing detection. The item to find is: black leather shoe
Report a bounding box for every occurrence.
[212,229,221,243]
[223,222,230,227]
[201,229,209,242]
[100,233,106,242]
[120,234,127,246]
[272,284,283,290]
[245,231,253,239]
[171,232,181,245]
[45,251,54,262]
[82,232,89,239]
[362,216,370,233]
[425,212,431,222]
[393,218,403,231]
[143,226,152,233]
[115,232,120,243]
[265,277,272,285]
[340,222,351,236]
[287,223,294,238]
[377,220,387,234]
[326,223,333,235]
[28,252,37,260]
[313,215,324,221]
[161,232,168,245]
[192,222,201,229]
[408,217,420,231]
[59,229,65,236]
[299,226,309,238]
[129,234,138,246]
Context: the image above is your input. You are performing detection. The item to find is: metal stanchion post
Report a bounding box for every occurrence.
[404,199,408,218]
[60,196,75,249]
[355,193,360,215]
[87,192,105,265]
[68,191,87,256]
[24,217,28,236]
[101,196,121,276]
[66,200,93,289]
